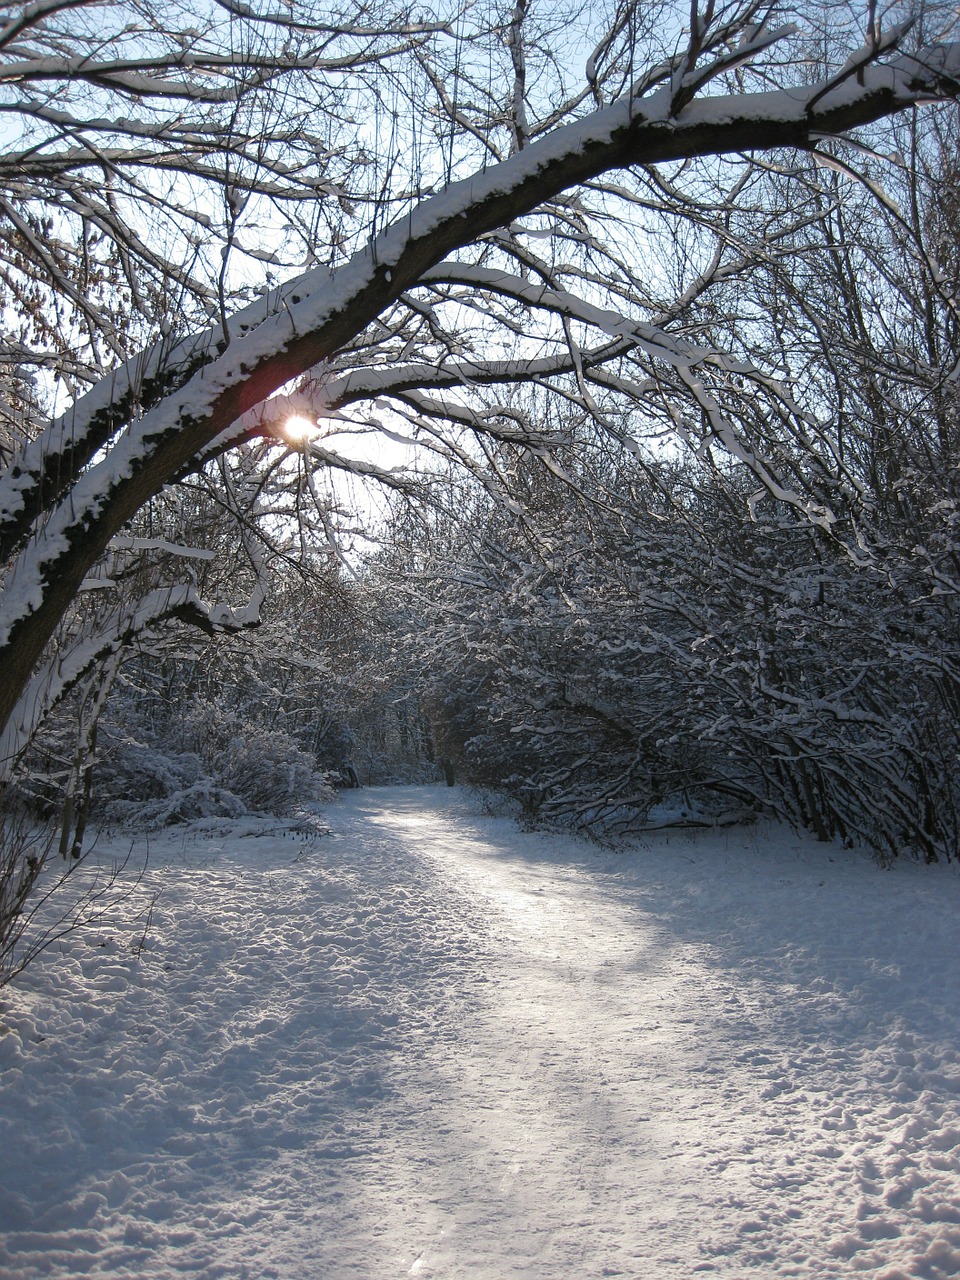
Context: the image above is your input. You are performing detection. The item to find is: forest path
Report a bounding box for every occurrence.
[328,786,781,1278]
[303,787,960,1280]
[1,786,959,1279]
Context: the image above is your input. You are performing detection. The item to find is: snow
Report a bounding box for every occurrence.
[1,785,959,1279]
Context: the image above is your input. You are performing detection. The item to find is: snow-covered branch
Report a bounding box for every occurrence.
[0,579,266,779]
[2,8,960,742]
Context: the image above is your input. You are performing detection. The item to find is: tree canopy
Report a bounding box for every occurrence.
[2,1,960,855]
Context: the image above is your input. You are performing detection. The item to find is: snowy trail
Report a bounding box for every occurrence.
[0,786,959,1278]
[356,792,737,1277]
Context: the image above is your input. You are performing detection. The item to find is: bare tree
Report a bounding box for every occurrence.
[2,0,960,765]
[0,0,441,380]
[390,82,960,861]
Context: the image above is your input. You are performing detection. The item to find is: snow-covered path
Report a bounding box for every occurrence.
[1,786,959,1278]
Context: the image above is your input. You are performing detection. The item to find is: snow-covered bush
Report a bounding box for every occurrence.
[404,441,960,862]
[180,700,324,814]
[95,698,331,826]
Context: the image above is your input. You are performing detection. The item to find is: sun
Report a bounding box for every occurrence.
[283,415,321,444]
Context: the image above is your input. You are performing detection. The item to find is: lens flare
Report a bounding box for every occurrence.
[284,415,320,443]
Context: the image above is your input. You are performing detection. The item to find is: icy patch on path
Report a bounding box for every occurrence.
[0,786,958,1278]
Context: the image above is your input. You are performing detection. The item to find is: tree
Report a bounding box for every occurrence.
[397,411,956,858]
[390,93,960,861]
[2,0,960,770]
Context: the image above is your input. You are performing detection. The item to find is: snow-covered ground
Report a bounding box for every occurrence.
[0,785,959,1279]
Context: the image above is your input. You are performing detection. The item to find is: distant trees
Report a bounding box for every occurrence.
[83,537,438,826]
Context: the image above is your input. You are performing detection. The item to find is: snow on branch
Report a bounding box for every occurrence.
[0,578,265,780]
[3,22,960,734]
[5,27,959,560]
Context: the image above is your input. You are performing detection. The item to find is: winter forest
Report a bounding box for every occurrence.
[6,0,960,885]
[2,1,960,1275]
